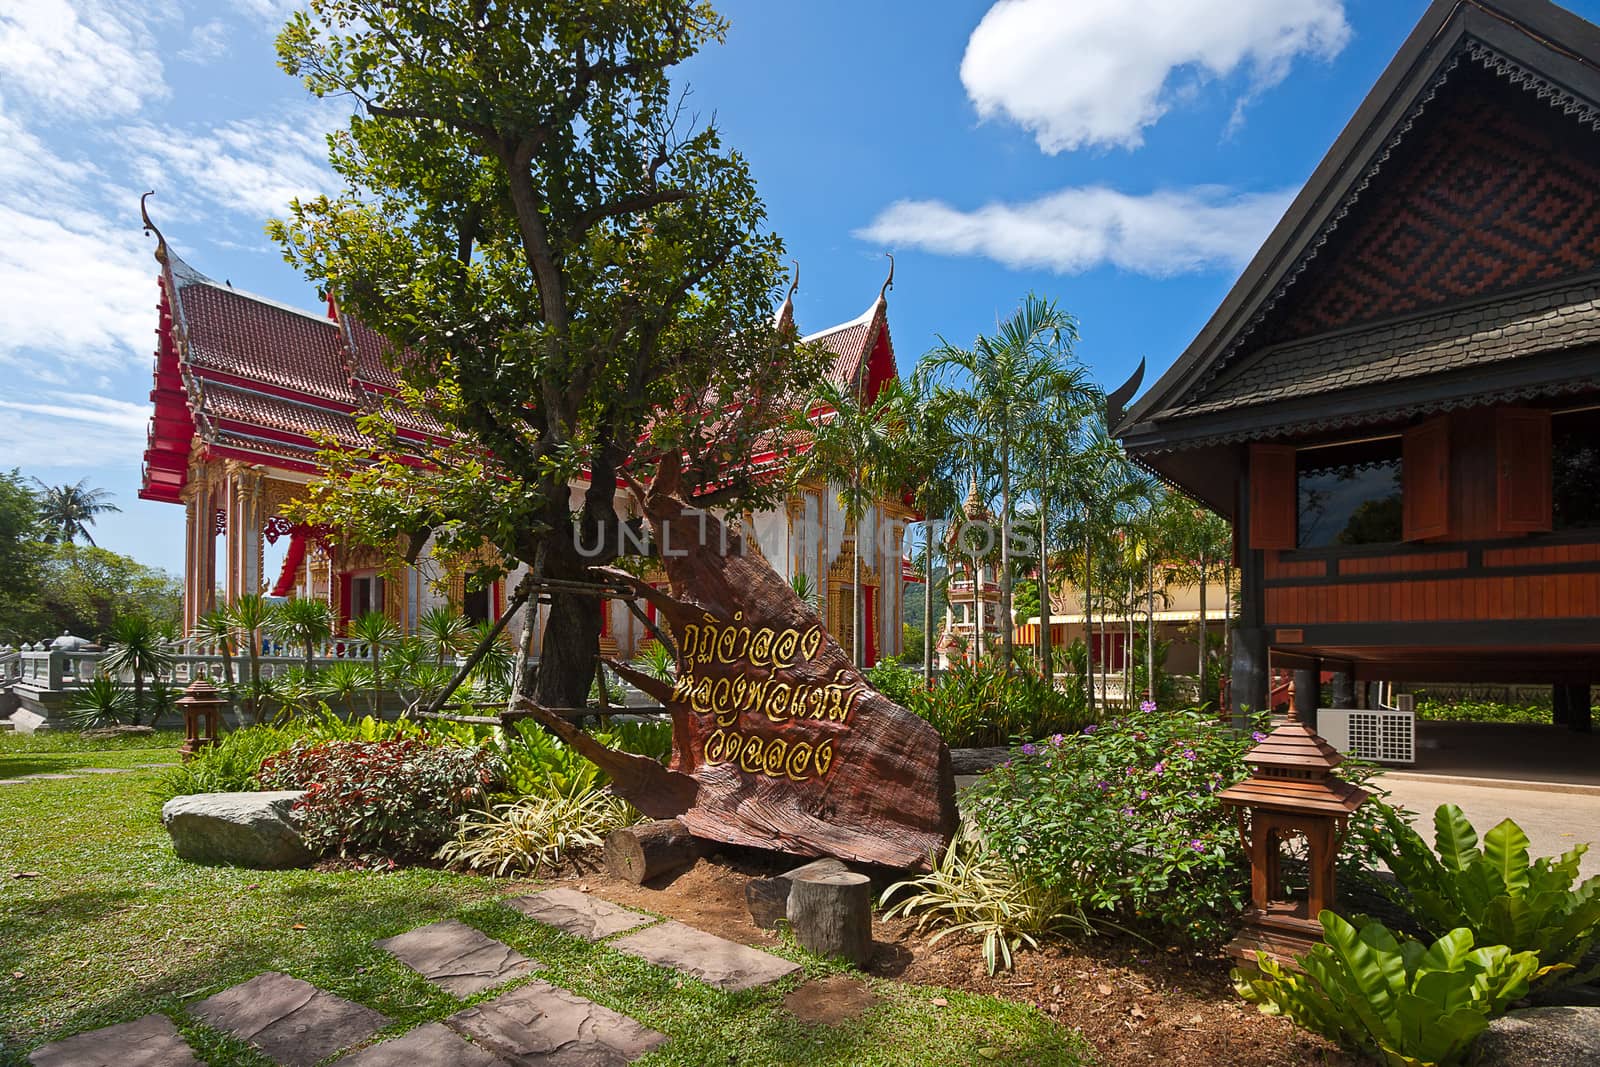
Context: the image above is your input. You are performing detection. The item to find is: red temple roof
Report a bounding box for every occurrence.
[140,240,899,505]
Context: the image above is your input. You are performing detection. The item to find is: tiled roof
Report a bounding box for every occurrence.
[803,299,885,393]
[181,282,360,402]
[1169,279,1600,418]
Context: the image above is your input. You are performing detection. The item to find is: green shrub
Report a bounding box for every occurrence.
[259,738,502,860]
[1414,698,1552,725]
[436,785,640,875]
[967,704,1260,942]
[1371,803,1600,987]
[1235,911,1547,1067]
[69,675,136,729]
[601,719,673,763]
[151,725,302,802]
[864,660,927,708]
[881,826,1091,975]
[910,661,1091,748]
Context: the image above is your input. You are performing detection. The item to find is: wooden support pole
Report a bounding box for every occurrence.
[424,585,529,718]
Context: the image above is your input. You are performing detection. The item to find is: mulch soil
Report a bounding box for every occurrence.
[545,851,1360,1067]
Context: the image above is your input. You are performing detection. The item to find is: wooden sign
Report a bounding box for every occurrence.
[539,456,958,871]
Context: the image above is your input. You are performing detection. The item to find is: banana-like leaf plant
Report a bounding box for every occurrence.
[1235,911,1549,1067]
[1373,803,1600,987]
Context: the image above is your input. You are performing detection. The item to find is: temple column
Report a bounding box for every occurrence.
[1331,670,1356,709]
[225,463,265,603]
[1293,666,1320,733]
[183,490,201,634]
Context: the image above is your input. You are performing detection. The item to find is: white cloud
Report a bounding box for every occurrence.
[0,1,168,120]
[856,184,1297,277]
[0,393,150,468]
[124,113,338,219]
[961,0,1350,152]
[178,18,230,64]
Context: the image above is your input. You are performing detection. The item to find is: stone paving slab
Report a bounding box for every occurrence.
[77,768,135,775]
[27,1013,203,1067]
[337,1022,507,1066]
[609,920,800,991]
[23,774,80,781]
[504,889,653,941]
[375,919,539,997]
[448,980,666,1066]
[189,972,389,1067]
[0,779,26,785]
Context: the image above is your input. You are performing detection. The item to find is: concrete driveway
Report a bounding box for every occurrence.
[1376,773,1600,882]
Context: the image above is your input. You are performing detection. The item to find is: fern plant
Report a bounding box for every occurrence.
[880,827,1091,974]
[1235,911,1548,1067]
[1373,803,1600,987]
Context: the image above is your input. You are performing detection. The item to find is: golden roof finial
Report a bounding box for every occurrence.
[140,190,169,266]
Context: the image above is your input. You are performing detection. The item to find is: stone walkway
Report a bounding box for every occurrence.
[27,888,801,1066]
[1,764,175,785]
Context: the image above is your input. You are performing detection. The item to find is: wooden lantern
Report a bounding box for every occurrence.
[177,678,227,760]
[1216,713,1367,968]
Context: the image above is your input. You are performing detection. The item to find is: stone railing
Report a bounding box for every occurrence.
[0,645,19,685]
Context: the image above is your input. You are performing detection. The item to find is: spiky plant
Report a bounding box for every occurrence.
[100,615,174,726]
[226,595,275,725]
[266,597,334,677]
[418,605,471,665]
[346,610,400,714]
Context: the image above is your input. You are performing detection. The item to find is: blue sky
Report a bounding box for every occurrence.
[4,0,1597,577]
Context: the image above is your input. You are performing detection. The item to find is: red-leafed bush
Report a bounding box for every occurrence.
[259,738,503,860]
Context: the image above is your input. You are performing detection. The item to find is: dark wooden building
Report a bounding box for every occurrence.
[1116,0,1600,732]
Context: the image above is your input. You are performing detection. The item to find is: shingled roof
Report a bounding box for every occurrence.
[1116,0,1600,458]
[141,237,898,504]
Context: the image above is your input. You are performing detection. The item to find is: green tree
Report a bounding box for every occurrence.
[33,544,181,640]
[270,0,824,712]
[31,478,120,546]
[926,295,1078,670]
[893,366,961,685]
[191,609,237,692]
[0,470,46,642]
[267,597,335,677]
[100,615,175,725]
[418,605,471,665]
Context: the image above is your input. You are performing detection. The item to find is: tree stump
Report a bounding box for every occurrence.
[786,868,873,968]
[603,820,700,885]
[745,857,849,929]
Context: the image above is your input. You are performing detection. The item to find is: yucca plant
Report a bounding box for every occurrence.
[1373,803,1600,987]
[266,597,334,677]
[1235,912,1548,1067]
[226,595,275,724]
[631,640,676,684]
[100,615,174,725]
[466,620,515,699]
[881,827,1092,974]
[70,675,136,729]
[346,610,399,714]
[437,784,640,875]
[191,609,237,692]
[314,660,370,720]
[788,572,820,612]
[418,606,471,665]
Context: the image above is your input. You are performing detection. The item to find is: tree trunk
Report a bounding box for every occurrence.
[1039,485,1051,684]
[132,671,144,727]
[999,440,1014,669]
[1146,557,1155,703]
[787,868,874,967]
[1125,576,1134,705]
[604,819,701,884]
[304,640,314,679]
[532,590,600,709]
[922,522,934,686]
[1083,516,1095,717]
[1197,547,1208,707]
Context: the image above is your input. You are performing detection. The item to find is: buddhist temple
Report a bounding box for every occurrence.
[139,223,915,664]
[1116,0,1600,732]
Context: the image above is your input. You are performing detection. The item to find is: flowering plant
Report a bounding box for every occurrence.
[260,738,503,860]
[966,703,1268,943]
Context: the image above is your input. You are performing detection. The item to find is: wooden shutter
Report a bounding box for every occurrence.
[1403,416,1451,541]
[1248,444,1298,550]
[1496,408,1552,534]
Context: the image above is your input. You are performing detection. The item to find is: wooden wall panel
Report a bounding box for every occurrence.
[1403,416,1451,541]
[1496,408,1553,534]
[1485,542,1600,566]
[1449,409,1501,542]
[1264,553,1326,579]
[1266,573,1600,625]
[1338,551,1467,575]
[1249,445,1298,550]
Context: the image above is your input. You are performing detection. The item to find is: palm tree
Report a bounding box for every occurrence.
[418,605,471,665]
[793,377,907,667]
[893,367,962,686]
[191,609,237,693]
[314,660,368,720]
[31,478,120,546]
[347,610,400,714]
[226,594,274,725]
[100,615,174,725]
[267,597,334,678]
[925,294,1078,670]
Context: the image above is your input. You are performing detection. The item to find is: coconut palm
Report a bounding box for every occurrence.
[226,594,274,724]
[266,597,334,677]
[31,478,121,546]
[347,610,400,714]
[892,366,962,684]
[100,614,174,725]
[925,294,1079,670]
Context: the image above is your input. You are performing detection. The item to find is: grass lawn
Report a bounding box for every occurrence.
[0,735,1091,1066]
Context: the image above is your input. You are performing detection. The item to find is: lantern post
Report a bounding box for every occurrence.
[176,678,227,760]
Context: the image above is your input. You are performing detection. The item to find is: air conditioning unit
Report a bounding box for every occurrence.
[1318,708,1415,764]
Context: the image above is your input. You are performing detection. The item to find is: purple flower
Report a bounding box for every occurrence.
[1251,731,1268,743]
[1096,780,1110,792]
[1182,749,1196,761]
[1051,733,1065,746]
[1120,806,1135,816]
[1140,700,1157,713]
[1152,760,1167,776]
[1189,839,1205,852]
[1021,743,1038,756]
[1082,724,1098,735]
[1138,789,1150,800]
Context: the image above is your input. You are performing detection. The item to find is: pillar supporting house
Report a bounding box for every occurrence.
[1116,0,1600,732]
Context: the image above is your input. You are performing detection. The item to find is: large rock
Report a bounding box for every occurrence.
[161,791,313,868]
[1476,1006,1600,1066]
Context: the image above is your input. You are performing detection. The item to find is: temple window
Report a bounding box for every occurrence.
[1553,406,1600,531]
[463,583,491,624]
[1295,437,1403,547]
[349,572,385,617]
